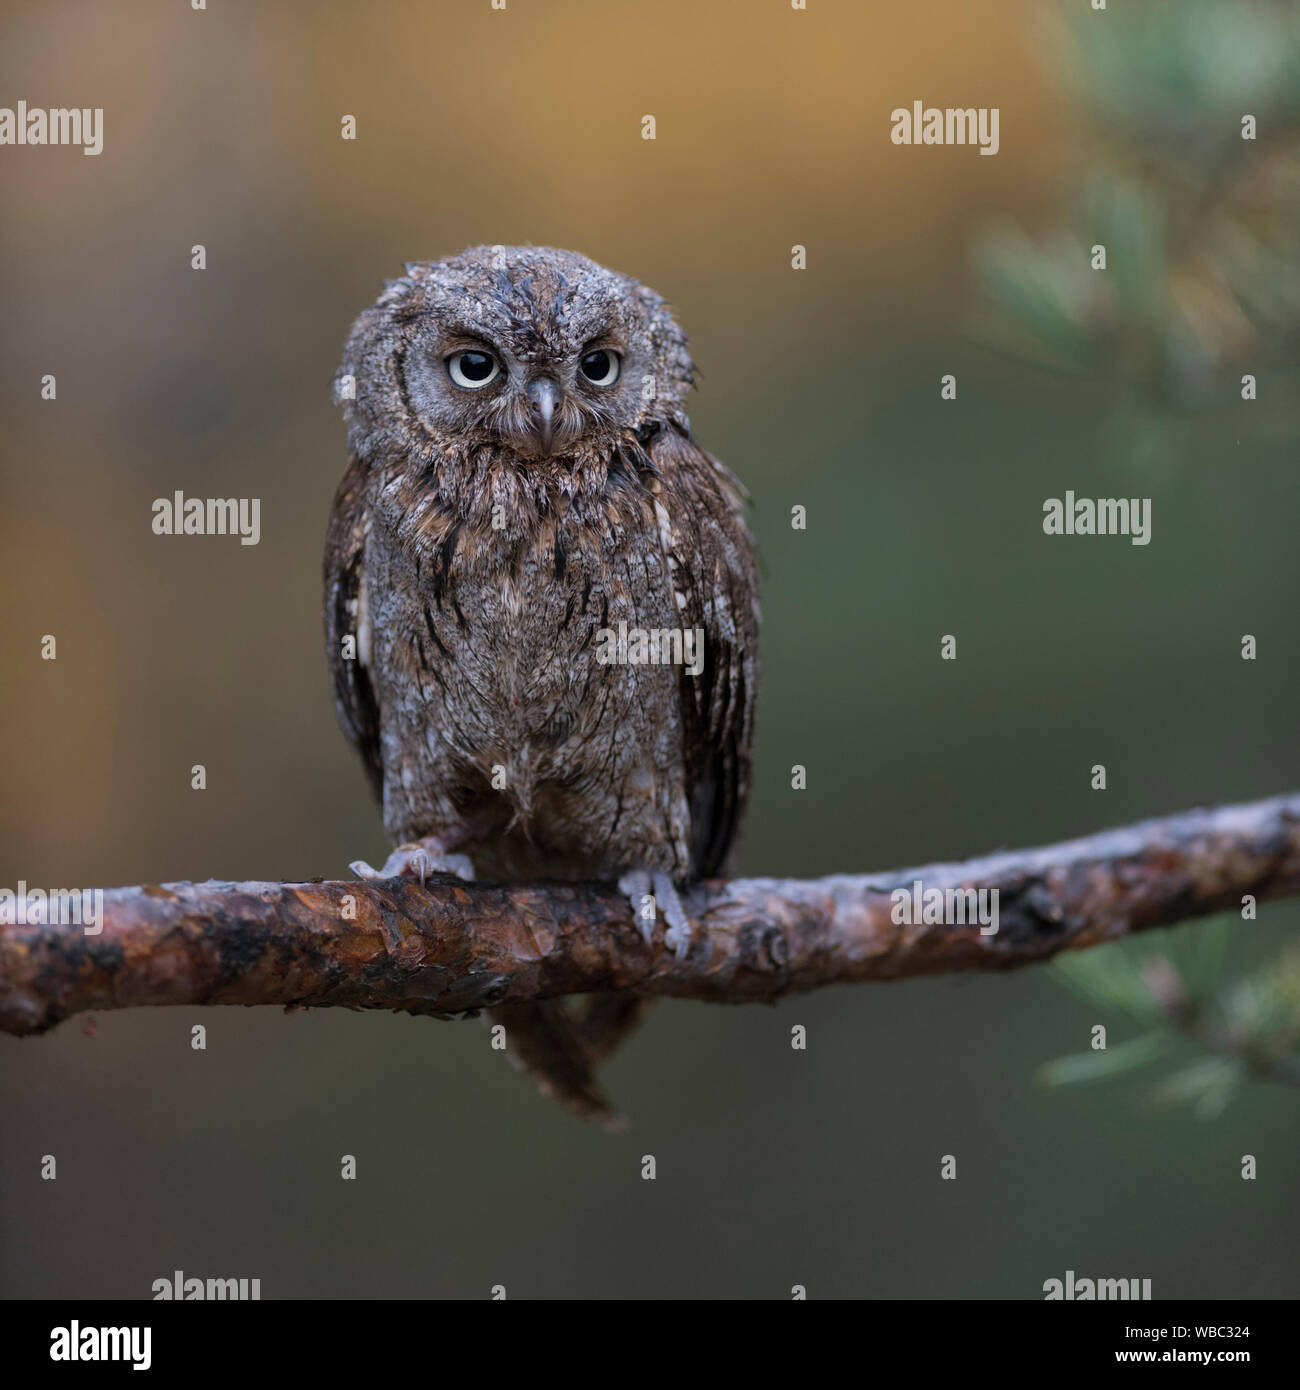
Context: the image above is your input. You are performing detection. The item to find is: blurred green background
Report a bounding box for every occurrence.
[1,0,1297,1298]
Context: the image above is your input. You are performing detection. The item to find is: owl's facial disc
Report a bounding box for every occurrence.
[400,298,641,461]
[347,249,696,476]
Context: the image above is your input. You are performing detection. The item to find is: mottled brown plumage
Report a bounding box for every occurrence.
[324,246,759,1123]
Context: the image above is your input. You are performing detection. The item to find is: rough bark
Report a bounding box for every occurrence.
[2,792,1298,1038]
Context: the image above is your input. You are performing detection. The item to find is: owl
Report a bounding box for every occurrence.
[324,245,760,1125]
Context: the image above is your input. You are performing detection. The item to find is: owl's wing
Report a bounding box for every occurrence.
[323,452,384,804]
[646,426,761,879]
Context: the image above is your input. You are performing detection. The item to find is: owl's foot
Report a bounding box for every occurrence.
[617,868,692,960]
[350,837,476,885]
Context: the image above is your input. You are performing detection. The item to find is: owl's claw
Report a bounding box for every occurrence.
[350,840,476,884]
[619,869,655,946]
[657,873,693,960]
[618,868,692,959]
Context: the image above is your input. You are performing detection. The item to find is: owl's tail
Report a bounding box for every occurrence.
[488,994,652,1129]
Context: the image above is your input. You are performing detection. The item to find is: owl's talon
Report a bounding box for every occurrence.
[619,869,692,957]
[653,871,693,960]
[619,869,656,946]
[351,841,476,883]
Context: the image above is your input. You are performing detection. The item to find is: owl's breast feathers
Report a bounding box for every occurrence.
[324,424,759,881]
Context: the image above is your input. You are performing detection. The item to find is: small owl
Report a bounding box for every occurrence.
[324,246,760,1124]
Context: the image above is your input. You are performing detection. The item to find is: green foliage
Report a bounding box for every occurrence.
[978,1,1300,1116]
[1061,0,1300,139]
[972,0,1300,435]
[1148,1057,1243,1121]
[1039,920,1300,1117]
[1037,1030,1172,1087]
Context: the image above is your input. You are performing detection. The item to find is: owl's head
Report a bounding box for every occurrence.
[335,246,696,468]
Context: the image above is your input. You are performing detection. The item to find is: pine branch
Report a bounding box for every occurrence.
[3,792,1299,1038]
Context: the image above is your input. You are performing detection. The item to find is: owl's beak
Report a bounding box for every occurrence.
[526,377,561,455]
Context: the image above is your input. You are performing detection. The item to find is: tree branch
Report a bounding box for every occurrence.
[3,792,1299,1038]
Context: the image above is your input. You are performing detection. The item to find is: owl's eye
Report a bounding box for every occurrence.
[578,348,620,387]
[447,350,501,389]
